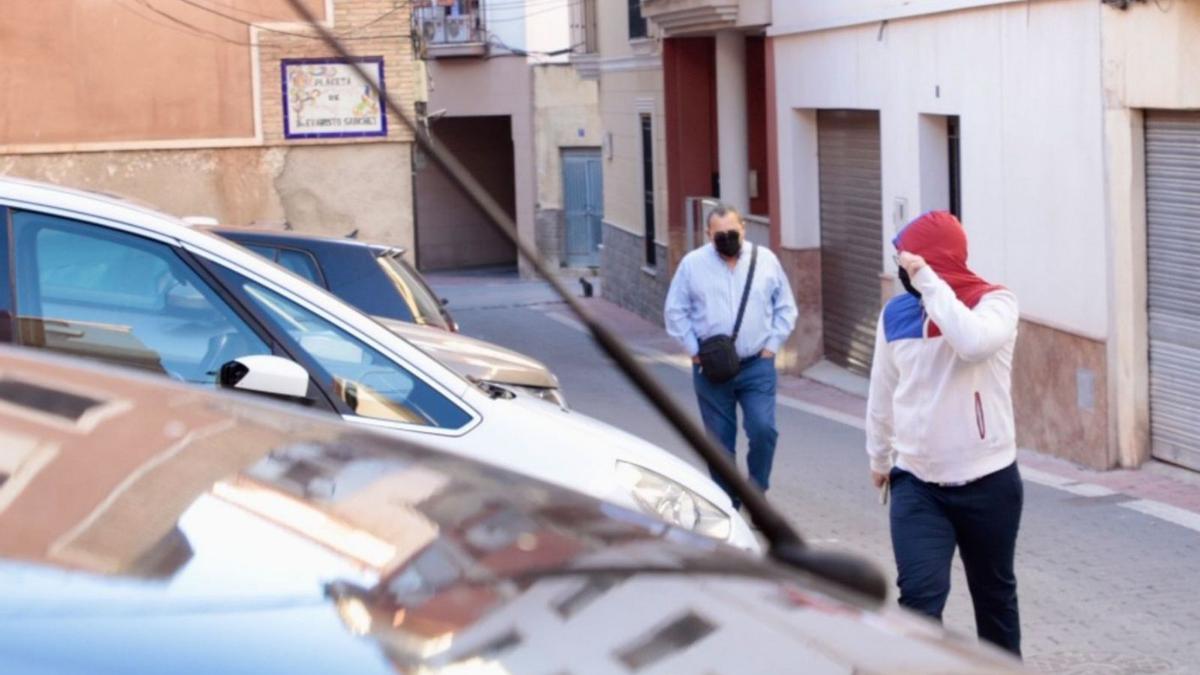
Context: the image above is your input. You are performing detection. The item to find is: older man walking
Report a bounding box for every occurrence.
[664,205,797,508]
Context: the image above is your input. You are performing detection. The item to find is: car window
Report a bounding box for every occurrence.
[377,254,449,330]
[11,211,272,385]
[243,243,279,261]
[237,281,470,429]
[276,249,323,286]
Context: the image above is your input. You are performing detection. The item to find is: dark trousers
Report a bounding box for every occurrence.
[889,462,1023,657]
[692,355,778,509]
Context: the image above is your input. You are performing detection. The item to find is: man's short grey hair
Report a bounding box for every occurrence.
[706,203,744,229]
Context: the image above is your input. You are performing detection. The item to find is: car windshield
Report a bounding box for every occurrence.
[376,253,449,331]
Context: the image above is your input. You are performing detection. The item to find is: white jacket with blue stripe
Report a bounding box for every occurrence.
[866,266,1020,485]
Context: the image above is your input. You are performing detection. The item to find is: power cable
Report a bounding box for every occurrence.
[129,0,259,47]
[183,0,300,21]
[483,0,583,24]
[151,0,412,40]
[186,0,409,32]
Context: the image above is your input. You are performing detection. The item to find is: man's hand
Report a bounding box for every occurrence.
[692,355,701,365]
[761,349,775,359]
[871,471,889,489]
[897,251,927,278]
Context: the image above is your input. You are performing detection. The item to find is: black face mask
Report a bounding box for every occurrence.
[713,230,742,258]
[898,267,922,298]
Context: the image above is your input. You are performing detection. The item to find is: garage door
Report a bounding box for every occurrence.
[1146,110,1200,471]
[414,116,518,271]
[817,110,884,376]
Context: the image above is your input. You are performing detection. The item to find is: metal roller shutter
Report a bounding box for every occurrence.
[1146,111,1200,470]
[817,110,884,376]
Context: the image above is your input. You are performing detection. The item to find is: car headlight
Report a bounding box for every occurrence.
[615,461,732,540]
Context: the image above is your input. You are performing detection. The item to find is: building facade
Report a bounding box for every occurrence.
[412,0,603,273]
[572,1,672,319]
[766,0,1200,471]
[0,0,419,249]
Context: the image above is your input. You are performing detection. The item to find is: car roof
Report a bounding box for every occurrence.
[209,225,403,255]
[0,345,1019,673]
[0,176,464,397]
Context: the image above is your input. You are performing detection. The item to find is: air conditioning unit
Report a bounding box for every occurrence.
[417,8,446,43]
[444,15,472,43]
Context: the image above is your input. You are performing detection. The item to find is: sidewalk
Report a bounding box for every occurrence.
[575,294,1200,538]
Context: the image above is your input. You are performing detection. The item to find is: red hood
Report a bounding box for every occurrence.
[894,211,1001,309]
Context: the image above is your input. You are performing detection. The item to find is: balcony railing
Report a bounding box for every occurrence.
[414,1,488,58]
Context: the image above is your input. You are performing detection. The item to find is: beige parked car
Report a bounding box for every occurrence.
[374,315,566,408]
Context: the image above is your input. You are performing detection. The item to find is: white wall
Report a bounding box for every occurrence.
[524,0,573,63]
[1099,0,1200,465]
[771,0,1108,339]
[482,0,571,62]
[484,0,528,54]
[771,0,1028,34]
[1103,0,1200,110]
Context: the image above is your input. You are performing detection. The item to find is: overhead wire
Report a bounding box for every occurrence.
[181,0,304,21]
[143,0,412,40]
[483,0,583,24]
[127,0,260,47]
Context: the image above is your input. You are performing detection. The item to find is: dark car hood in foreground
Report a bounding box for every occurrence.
[0,348,1019,674]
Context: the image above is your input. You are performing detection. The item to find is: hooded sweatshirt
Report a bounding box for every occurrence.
[866,211,1019,485]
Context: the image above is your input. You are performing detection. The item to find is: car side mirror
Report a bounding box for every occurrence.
[440,297,449,307]
[218,355,310,399]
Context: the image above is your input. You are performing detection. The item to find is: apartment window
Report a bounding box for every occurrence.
[628,0,647,40]
[641,113,657,267]
[947,116,962,219]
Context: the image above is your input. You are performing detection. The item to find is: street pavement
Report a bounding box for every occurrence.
[428,269,1200,675]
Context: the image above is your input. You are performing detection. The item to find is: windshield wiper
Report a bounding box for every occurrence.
[283,0,887,604]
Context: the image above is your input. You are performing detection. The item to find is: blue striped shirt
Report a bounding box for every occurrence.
[664,243,798,359]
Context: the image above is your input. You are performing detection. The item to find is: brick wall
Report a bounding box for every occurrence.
[601,222,670,325]
[258,0,417,146]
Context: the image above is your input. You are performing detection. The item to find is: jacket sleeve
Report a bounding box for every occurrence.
[865,313,897,474]
[664,259,700,356]
[912,266,1018,363]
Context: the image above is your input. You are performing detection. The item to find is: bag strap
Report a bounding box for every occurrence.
[732,243,758,341]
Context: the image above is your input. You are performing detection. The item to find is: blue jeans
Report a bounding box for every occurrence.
[889,462,1024,657]
[692,354,778,509]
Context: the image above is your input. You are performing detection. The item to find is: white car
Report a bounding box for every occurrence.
[0,176,757,551]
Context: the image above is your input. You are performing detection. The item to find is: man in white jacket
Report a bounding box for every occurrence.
[866,211,1023,657]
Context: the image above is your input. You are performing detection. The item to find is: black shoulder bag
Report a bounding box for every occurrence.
[697,243,758,384]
